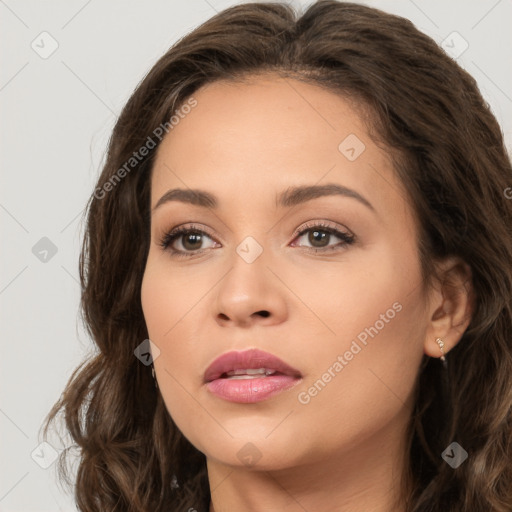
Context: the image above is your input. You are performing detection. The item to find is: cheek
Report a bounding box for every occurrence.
[289,245,413,346]
[291,250,426,447]
[296,306,424,457]
[141,253,212,340]
[141,258,213,440]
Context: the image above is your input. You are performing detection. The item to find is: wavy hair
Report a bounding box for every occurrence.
[42,1,512,510]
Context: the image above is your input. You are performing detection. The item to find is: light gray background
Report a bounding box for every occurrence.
[1,1,511,510]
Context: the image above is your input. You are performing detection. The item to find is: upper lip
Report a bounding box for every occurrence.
[203,348,302,383]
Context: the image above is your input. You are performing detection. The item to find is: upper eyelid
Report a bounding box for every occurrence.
[295,220,353,236]
[163,220,351,237]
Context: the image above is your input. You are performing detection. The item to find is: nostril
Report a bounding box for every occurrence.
[256,310,270,318]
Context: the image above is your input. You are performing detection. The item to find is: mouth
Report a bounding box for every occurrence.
[203,348,302,383]
[203,348,302,403]
[220,368,286,379]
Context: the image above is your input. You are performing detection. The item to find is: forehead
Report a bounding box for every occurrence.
[150,75,409,221]
[158,75,368,159]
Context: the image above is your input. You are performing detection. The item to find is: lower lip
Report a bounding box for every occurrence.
[206,375,301,403]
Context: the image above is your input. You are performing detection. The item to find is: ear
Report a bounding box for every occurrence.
[423,256,475,358]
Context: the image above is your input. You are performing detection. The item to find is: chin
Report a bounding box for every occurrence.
[204,440,301,471]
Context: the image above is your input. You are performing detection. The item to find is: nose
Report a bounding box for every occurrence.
[213,249,288,328]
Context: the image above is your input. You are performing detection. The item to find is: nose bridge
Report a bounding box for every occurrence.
[213,232,286,325]
[220,233,269,303]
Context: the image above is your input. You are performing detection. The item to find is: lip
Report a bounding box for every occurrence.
[204,348,302,382]
[203,348,302,403]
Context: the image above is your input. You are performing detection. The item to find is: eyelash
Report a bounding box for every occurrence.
[158,221,356,259]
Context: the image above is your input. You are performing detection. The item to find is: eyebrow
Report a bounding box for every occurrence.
[152,183,375,213]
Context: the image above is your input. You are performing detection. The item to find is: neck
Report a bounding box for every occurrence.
[207,410,411,512]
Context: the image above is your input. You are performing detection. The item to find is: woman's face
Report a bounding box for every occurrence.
[141,75,432,471]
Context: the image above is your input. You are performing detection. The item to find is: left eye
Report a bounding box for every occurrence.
[292,226,355,250]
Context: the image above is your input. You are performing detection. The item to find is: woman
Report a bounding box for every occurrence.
[42,1,512,511]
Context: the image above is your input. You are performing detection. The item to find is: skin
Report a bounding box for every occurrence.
[140,74,473,512]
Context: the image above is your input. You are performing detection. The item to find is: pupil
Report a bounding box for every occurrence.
[183,233,202,250]
[309,230,329,247]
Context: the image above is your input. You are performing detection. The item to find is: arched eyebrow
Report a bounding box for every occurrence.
[277,183,374,211]
[152,183,375,214]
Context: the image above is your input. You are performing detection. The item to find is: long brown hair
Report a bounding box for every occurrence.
[42,1,512,510]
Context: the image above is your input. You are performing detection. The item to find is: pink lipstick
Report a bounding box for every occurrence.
[203,348,302,403]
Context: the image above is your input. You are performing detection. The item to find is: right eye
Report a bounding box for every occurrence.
[159,224,219,258]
